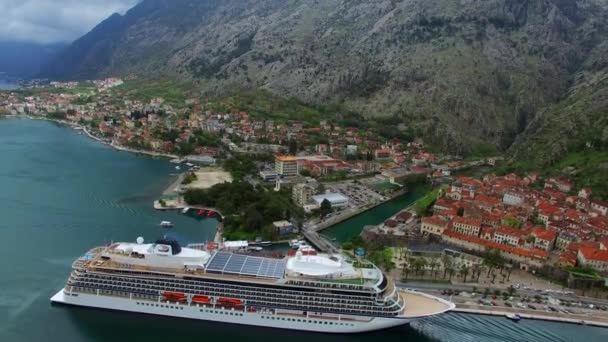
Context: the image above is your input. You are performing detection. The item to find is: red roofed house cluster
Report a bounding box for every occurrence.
[422,175,608,272]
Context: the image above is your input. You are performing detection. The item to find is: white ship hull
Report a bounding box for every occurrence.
[51,289,411,333]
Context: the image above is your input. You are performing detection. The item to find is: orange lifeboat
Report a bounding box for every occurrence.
[217,297,242,306]
[192,295,211,304]
[162,292,187,302]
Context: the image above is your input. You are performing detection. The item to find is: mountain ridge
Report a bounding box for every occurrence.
[40,0,608,162]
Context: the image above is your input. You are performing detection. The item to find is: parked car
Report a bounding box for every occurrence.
[528,304,537,310]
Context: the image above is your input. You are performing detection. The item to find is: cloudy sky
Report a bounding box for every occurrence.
[1,0,140,44]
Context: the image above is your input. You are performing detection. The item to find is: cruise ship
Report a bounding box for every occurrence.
[51,238,454,333]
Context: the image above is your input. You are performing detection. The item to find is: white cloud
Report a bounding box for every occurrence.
[0,0,140,44]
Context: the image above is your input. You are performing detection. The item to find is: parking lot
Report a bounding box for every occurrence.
[326,180,386,209]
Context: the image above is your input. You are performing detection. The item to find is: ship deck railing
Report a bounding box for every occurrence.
[76,272,380,304]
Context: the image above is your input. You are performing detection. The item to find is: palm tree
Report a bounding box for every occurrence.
[460,264,471,283]
[441,255,452,279]
[413,258,427,276]
[447,265,456,281]
[506,264,514,281]
[429,258,440,279]
[402,263,411,281]
[473,265,482,282]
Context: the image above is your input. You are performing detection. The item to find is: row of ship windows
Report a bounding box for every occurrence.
[259,316,355,327]
[74,275,376,305]
[80,271,374,298]
[73,283,398,316]
[136,302,184,310]
[72,286,399,317]
[133,301,356,327]
[76,281,393,313]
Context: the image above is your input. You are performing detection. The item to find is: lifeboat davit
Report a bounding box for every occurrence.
[198,209,206,216]
[162,292,187,302]
[192,295,211,304]
[217,297,242,306]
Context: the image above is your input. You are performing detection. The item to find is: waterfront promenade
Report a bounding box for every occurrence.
[452,304,608,328]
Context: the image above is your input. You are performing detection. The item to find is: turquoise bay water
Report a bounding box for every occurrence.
[0,118,607,342]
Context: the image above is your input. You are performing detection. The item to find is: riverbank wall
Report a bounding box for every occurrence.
[312,187,409,233]
[453,304,608,328]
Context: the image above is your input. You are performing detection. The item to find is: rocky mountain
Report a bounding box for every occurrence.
[40,0,608,160]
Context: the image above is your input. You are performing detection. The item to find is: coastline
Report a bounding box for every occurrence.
[2,114,180,160]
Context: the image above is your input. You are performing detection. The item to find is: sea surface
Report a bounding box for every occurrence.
[1,118,607,342]
[0,79,19,90]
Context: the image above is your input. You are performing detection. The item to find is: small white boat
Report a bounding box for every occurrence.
[290,239,307,249]
[247,246,263,252]
[160,221,174,228]
[175,166,181,170]
[182,207,190,214]
[505,313,521,322]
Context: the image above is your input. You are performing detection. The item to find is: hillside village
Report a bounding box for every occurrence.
[0,78,486,180]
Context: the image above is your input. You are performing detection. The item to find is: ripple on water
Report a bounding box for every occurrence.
[412,313,597,342]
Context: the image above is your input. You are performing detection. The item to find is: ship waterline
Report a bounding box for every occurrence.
[50,240,453,333]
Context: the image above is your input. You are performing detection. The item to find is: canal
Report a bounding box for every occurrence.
[322,183,432,243]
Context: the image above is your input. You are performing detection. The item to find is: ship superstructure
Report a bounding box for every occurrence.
[51,238,453,333]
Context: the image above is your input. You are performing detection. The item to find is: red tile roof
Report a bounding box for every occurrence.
[475,195,501,206]
[443,230,548,259]
[495,226,525,238]
[453,217,482,227]
[422,216,448,227]
[579,247,608,263]
[531,227,557,241]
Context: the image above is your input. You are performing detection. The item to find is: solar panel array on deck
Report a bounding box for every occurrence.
[205,251,286,279]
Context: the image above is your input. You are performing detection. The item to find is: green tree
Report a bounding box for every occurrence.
[460,264,470,283]
[288,139,298,155]
[413,258,427,276]
[320,199,332,217]
[245,206,264,232]
[429,257,440,279]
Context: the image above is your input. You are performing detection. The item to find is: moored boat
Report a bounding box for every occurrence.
[505,313,521,322]
[182,207,190,214]
[160,221,174,228]
[198,209,206,216]
[51,237,455,333]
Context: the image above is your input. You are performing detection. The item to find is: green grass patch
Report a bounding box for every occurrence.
[214,89,325,123]
[414,187,442,216]
[112,78,194,108]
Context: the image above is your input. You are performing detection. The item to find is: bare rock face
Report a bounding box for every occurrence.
[42,0,608,158]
